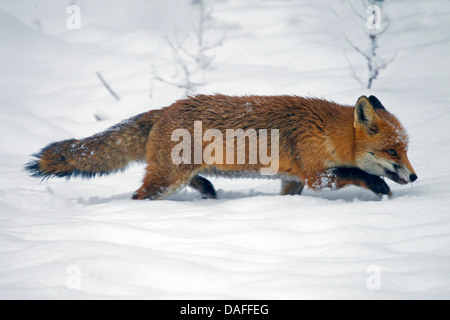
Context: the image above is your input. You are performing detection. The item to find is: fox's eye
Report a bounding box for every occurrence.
[387,148,397,157]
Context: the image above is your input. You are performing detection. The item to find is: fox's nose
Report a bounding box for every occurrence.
[410,174,418,182]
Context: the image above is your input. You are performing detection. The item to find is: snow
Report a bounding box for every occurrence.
[1,0,450,299]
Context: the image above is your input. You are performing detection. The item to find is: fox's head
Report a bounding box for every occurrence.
[353,95,417,185]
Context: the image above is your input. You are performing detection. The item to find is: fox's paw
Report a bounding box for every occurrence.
[132,189,148,200]
[132,185,166,200]
[364,175,391,197]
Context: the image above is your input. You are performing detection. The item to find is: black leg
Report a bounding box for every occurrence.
[189,175,217,199]
[331,167,391,196]
[281,180,305,195]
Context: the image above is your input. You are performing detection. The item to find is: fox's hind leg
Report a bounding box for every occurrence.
[132,162,194,200]
[132,172,176,200]
[189,175,217,199]
[281,180,305,195]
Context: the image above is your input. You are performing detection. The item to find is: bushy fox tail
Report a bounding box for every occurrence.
[25,110,161,180]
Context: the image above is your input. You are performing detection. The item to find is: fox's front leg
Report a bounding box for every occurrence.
[189,175,217,199]
[281,180,305,195]
[308,167,391,197]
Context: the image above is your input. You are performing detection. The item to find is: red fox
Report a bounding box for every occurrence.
[26,94,417,200]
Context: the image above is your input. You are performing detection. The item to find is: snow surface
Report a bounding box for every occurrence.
[1,0,450,299]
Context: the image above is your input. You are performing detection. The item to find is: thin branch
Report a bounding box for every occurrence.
[344,50,365,86]
[152,63,202,95]
[165,36,192,78]
[174,33,197,61]
[152,0,224,95]
[96,71,120,101]
[377,20,390,36]
[378,50,398,70]
[329,4,341,18]
[344,35,371,61]
[348,0,366,21]
[202,33,226,52]
[343,0,395,89]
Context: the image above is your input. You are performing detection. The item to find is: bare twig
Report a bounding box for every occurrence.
[96,71,120,101]
[379,51,398,70]
[344,1,395,89]
[344,49,365,86]
[152,0,225,95]
[329,4,341,18]
[165,37,192,79]
[345,35,371,61]
[348,0,366,21]
[152,64,202,94]
[203,33,226,52]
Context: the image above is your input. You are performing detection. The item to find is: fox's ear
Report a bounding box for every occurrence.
[354,95,379,134]
[368,95,386,111]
